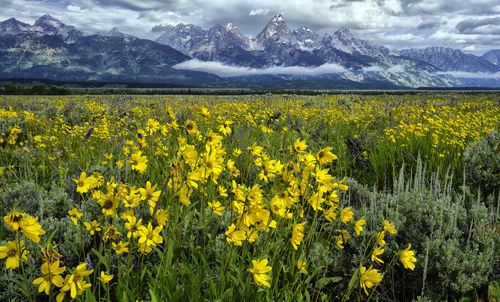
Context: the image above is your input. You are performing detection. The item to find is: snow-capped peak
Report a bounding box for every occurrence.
[225,23,237,31]
[334,27,354,39]
[272,14,284,22]
[256,14,292,42]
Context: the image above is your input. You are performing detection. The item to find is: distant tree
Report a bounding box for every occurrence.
[47,86,71,95]
[30,85,47,95]
[3,83,25,95]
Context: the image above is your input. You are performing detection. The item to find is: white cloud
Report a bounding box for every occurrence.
[463,45,475,52]
[1,0,500,51]
[387,64,405,72]
[172,59,346,77]
[362,65,405,73]
[249,8,269,16]
[362,66,384,72]
[67,5,84,13]
[437,71,500,78]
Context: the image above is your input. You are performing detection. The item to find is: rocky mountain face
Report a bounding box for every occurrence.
[481,50,500,66]
[0,15,219,85]
[155,15,464,87]
[0,14,498,88]
[399,47,500,72]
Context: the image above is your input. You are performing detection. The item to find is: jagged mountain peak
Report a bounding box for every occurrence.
[399,47,500,72]
[1,17,29,27]
[257,14,292,42]
[0,17,38,35]
[4,17,21,24]
[272,14,285,22]
[35,14,62,27]
[225,22,237,31]
[33,14,82,43]
[334,27,354,39]
[104,27,135,40]
[481,49,500,66]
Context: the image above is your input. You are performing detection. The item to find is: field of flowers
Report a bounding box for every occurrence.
[0,93,498,301]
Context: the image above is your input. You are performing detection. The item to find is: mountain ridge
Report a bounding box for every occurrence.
[0,14,499,88]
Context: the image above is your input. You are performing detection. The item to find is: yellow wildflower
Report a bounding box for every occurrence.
[248,259,272,288]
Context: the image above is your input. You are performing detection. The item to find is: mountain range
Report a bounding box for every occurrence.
[1,14,499,89]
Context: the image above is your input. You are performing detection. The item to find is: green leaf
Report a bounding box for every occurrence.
[85,289,97,302]
[92,248,108,269]
[316,276,343,289]
[44,229,57,247]
[219,288,233,302]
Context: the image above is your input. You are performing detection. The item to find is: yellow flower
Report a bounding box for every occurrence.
[219,121,233,136]
[5,212,47,243]
[375,231,386,247]
[335,234,344,249]
[138,222,163,248]
[232,148,242,157]
[248,259,272,288]
[208,201,225,216]
[359,265,383,295]
[0,240,28,269]
[139,181,161,208]
[99,271,114,284]
[73,172,91,193]
[68,208,83,225]
[293,139,308,153]
[102,226,121,242]
[291,222,306,250]
[206,131,224,146]
[83,220,101,235]
[383,220,397,235]
[33,260,66,295]
[178,184,192,207]
[4,211,24,231]
[150,207,169,226]
[130,151,148,173]
[371,245,384,264]
[125,216,143,238]
[60,263,93,299]
[112,241,130,254]
[354,216,365,236]
[316,147,338,165]
[225,223,246,246]
[97,194,119,216]
[185,120,198,135]
[323,205,337,222]
[297,260,307,273]
[218,186,228,197]
[340,207,354,224]
[400,243,417,270]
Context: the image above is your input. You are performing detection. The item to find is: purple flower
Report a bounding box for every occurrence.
[84,128,94,140]
[85,255,92,270]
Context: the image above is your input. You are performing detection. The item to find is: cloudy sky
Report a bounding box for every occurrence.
[2,0,500,53]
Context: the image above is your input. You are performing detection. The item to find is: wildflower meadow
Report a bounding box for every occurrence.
[0,93,498,301]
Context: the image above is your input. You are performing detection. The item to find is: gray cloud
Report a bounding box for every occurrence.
[151,24,174,33]
[417,19,442,30]
[1,0,500,52]
[455,17,500,34]
[93,0,179,11]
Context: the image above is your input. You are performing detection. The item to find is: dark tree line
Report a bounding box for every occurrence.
[0,83,72,95]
